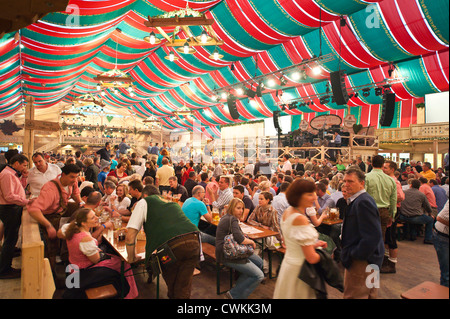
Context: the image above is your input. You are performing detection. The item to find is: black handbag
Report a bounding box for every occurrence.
[299,249,343,299]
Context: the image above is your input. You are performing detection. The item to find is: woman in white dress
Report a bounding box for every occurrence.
[273,179,328,299]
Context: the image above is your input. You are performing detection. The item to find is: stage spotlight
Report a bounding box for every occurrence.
[375,87,383,96]
[288,102,298,110]
[256,82,264,97]
[300,69,308,80]
[362,88,371,97]
[279,75,288,86]
[245,87,256,98]
[236,87,244,96]
[320,96,330,104]
[221,92,228,100]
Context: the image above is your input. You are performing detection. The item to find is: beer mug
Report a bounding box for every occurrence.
[212,207,220,222]
[329,208,338,220]
[101,210,110,223]
[113,217,122,230]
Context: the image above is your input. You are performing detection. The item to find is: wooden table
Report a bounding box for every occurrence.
[321,218,343,226]
[207,217,280,277]
[208,218,279,241]
[102,227,161,298]
[401,281,449,299]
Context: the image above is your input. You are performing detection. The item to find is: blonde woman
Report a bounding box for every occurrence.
[215,198,264,299]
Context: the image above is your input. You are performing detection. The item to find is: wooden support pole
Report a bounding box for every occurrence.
[23,96,35,166]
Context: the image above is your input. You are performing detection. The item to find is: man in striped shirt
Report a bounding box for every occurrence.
[208,176,233,216]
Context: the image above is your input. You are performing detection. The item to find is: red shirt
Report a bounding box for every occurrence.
[181,167,194,186]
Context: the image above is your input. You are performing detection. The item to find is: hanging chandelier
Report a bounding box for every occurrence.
[173,105,193,118]
[144,5,223,60]
[72,93,105,107]
[94,28,135,92]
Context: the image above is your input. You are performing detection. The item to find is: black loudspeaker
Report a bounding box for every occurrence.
[330,70,349,105]
[227,95,240,120]
[379,92,396,126]
[273,111,282,134]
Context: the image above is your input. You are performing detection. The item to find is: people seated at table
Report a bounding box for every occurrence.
[399,179,434,244]
[168,176,189,204]
[272,182,291,224]
[215,198,264,299]
[184,171,198,198]
[182,185,215,245]
[104,184,130,218]
[208,175,233,216]
[247,191,282,244]
[107,162,128,181]
[101,180,117,209]
[59,208,138,299]
[251,180,275,208]
[315,182,336,214]
[232,185,255,222]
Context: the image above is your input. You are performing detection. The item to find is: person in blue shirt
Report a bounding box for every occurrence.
[430,179,448,213]
[182,185,215,245]
[110,154,118,170]
[119,138,131,155]
[97,163,110,194]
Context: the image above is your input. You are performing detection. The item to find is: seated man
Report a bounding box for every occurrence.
[232,185,255,222]
[184,171,198,198]
[316,182,336,214]
[271,182,291,224]
[208,175,233,216]
[182,185,215,245]
[399,179,434,244]
[168,176,189,204]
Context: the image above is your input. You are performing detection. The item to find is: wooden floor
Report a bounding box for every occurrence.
[0,237,443,300]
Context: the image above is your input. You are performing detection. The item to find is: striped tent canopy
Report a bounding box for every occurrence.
[0,0,448,137]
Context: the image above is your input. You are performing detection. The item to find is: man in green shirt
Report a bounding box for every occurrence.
[125,185,199,299]
[364,155,397,242]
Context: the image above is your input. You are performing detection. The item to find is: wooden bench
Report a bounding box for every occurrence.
[401,281,449,299]
[268,247,285,279]
[201,243,233,295]
[21,209,55,299]
[85,284,118,299]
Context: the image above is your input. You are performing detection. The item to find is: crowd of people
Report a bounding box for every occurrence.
[0,142,448,299]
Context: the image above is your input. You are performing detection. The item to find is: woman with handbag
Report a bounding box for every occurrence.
[273,179,328,299]
[215,198,264,299]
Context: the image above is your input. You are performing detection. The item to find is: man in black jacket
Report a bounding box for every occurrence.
[341,168,384,299]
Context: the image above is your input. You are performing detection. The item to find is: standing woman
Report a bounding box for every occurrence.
[273,179,328,299]
[215,198,264,299]
[60,208,138,299]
